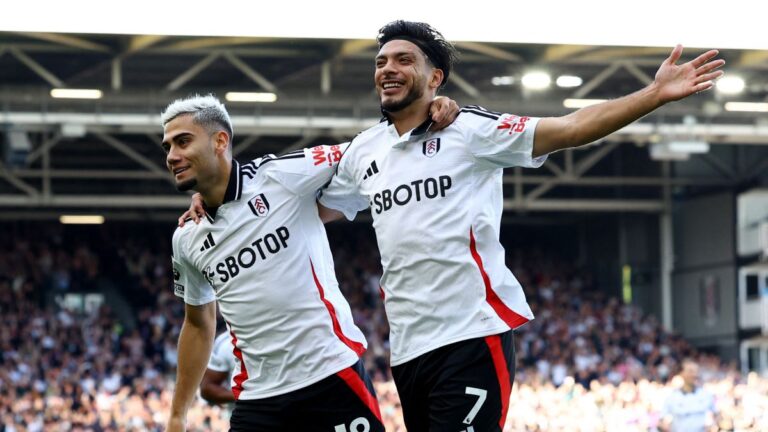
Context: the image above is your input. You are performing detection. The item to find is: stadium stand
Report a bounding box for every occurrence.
[2,222,767,431]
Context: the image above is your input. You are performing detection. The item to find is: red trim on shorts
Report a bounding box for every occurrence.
[485,335,511,430]
[310,259,366,356]
[337,367,383,422]
[469,228,529,328]
[229,329,249,400]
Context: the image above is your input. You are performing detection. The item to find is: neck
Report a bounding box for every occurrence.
[389,98,432,136]
[682,383,696,393]
[199,158,232,207]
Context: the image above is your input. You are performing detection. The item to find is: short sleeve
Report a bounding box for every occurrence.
[171,231,216,306]
[260,143,349,196]
[460,107,547,169]
[317,144,370,221]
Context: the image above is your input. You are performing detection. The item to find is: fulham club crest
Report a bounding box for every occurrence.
[248,193,270,217]
[422,138,441,158]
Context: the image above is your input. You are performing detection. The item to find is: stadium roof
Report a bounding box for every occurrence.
[1,0,766,50]
[0,5,766,217]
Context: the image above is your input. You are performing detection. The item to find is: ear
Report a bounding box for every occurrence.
[212,130,230,156]
[429,68,444,90]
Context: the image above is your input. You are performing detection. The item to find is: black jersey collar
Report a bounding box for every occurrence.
[381,109,434,142]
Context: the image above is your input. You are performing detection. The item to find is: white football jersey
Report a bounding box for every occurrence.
[207,331,236,378]
[172,144,367,399]
[319,107,546,365]
[662,387,717,432]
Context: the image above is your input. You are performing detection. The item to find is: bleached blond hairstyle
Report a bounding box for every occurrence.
[161,94,233,143]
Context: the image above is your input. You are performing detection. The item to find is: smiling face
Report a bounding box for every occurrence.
[161,114,226,192]
[374,39,443,113]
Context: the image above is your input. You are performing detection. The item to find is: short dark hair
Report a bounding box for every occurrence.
[377,20,458,89]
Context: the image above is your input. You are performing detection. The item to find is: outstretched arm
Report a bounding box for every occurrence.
[532,46,724,157]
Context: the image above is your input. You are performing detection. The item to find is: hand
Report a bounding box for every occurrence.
[653,45,725,104]
[429,96,460,131]
[178,193,206,227]
[165,415,185,432]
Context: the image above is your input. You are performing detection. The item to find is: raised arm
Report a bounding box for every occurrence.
[532,46,724,157]
[166,302,217,431]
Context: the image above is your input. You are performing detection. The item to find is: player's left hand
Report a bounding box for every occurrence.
[653,45,725,103]
[430,96,460,131]
[178,192,206,227]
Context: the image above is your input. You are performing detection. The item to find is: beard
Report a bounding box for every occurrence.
[380,85,424,113]
[176,178,197,192]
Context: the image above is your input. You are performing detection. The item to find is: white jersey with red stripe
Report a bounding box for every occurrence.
[172,144,367,399]
[207,331,236,378]
[319,106,546,366]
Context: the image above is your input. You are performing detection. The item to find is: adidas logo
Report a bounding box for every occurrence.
[199,233,216,252]
[363,160,379,180]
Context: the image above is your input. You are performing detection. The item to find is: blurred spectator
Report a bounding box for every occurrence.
[660,358,719,432]
[1,222,767,431]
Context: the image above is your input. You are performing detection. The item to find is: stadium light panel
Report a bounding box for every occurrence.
[225,92,278,103]
[521,72,551,90]
[556,75,583,88]
[491,76,515,86]
[60,215,105,224]
[50,89,103,99]
[716,76,746,95]
[724,102,768,113]
[563,98,606,109]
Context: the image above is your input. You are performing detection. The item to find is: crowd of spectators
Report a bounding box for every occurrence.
[1,222,767,431]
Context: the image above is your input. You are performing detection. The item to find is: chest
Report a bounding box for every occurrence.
[187,182,306,288]
[356,134,474,206]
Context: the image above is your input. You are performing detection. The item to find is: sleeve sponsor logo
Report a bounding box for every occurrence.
[422,138,441,158]
[311,144,343,166]
[174,283,185,296]
[497,115,530,134]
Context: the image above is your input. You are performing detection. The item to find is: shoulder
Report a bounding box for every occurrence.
[339,124,386,165]
[237,152,311,186]
[172,223,197,255]
[244,150,306,173]
[457,105,504,125]
[349,122,387,149]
